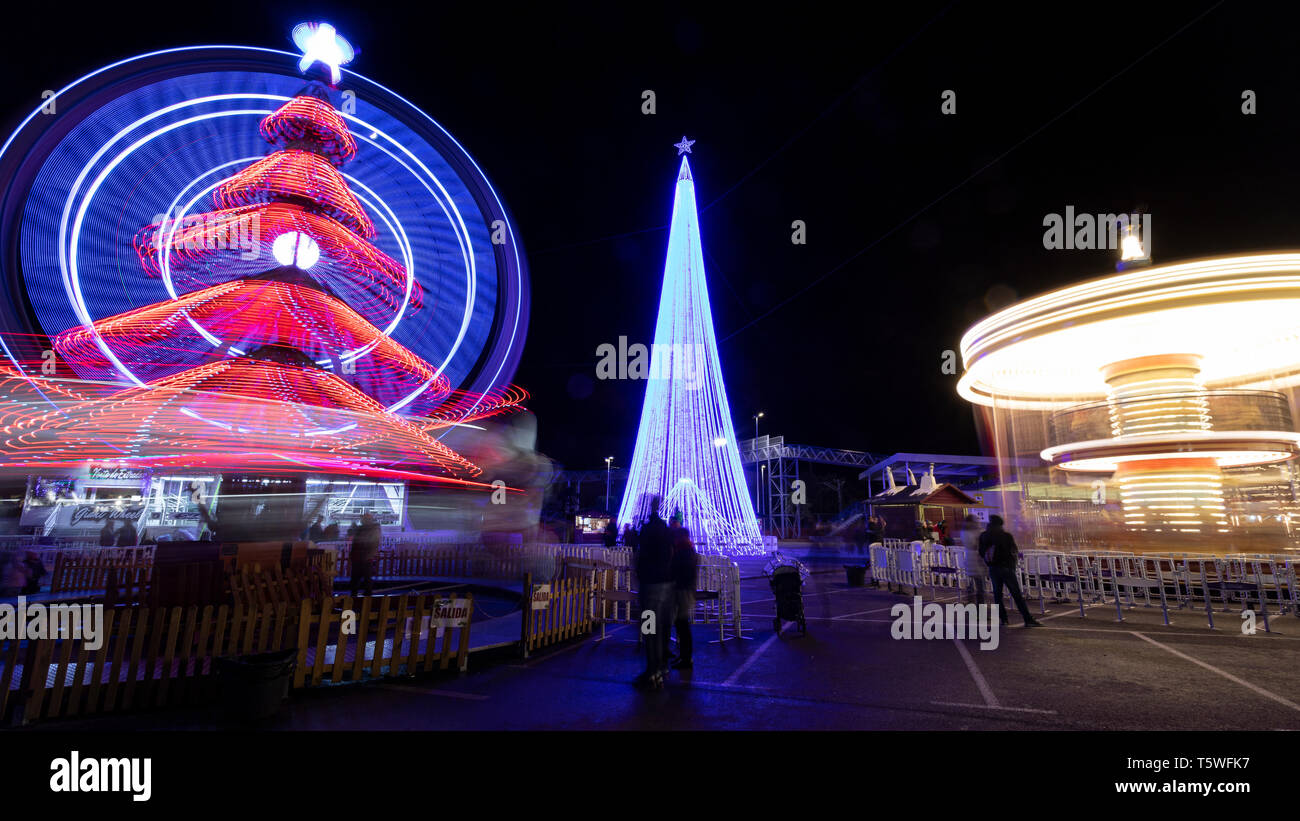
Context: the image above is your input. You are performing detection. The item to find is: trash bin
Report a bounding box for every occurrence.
[214,648,297,722]
[844,565,867,587]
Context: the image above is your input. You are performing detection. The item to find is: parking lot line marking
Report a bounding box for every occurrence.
[1043,624,1300,640]
[952,637,1000,708]
[722,628,785,686]
[834,594,958,619]
[1131,631,1300,713]
[931,700,1057,715]
[1036,601,1107,621]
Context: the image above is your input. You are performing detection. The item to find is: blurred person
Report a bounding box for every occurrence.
[622,523,639,550]
[667,512,697,670]
[308,516,325,542]
[21,551,45,595]
[955,515,987,604]
[323,521,340,541]
[116,519,138,547]
[602,519,618,548]
[0,553,29,597]
[98,520,116,546]
[979,515,1040,627]
[865,514,882,546]
[562,485,580,544]
[933,519,949,545]
[350,512,382,599]
[633,496,673,690]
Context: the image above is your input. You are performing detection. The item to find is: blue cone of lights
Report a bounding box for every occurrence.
[616,155,764,554]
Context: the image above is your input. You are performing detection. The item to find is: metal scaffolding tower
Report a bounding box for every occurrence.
[739,435,880,538]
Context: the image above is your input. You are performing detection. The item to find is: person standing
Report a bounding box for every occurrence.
[667,512,697,670]
[0,553,29,597]
[99,520,117,547]
[956,515,988,604]
[562,485,580,544]
[308,516,325,542]
[115,518,138,547]
[21,551,45,595]
[602,519,618,548]
[350,512,382,599]
[633,496,673,689]
[978,515,1040,627]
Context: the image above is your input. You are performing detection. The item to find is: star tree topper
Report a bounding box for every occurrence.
[674,136,695,155]
[293,21,356,85]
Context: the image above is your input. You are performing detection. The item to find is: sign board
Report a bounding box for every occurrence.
[530,583,552,611]
[87,466,148,484]
[430,598,471,628]
[68,504,147,527]
[19,477,75,526]
[970,507,990,524]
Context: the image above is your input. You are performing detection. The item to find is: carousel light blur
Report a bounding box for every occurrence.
[958,245,1300,552]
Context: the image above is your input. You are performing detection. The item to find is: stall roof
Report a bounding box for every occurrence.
[866,483,979,506]
[858,453,1039,482]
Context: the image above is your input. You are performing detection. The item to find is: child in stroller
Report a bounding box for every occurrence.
[763,551,809,634]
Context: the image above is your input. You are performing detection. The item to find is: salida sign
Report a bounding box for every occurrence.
[431,598,470,628]
[530,584,551,611]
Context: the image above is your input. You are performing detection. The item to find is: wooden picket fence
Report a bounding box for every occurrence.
[10,602,296,724]
[582,555,744,641]
[521,573,593,655]
[329,543,543,581]
[49,548,155,594]
[293,594,473,686]
[229,564,331,611]
[38,542,632,595]
[1,592,474,726]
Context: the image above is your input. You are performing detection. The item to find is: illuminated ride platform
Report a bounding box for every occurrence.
[958,253,1300,550]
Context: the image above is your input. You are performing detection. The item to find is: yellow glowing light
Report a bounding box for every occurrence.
[1120,225,1147,262]
[958,254,1300,408]
[1043,441,1299,472]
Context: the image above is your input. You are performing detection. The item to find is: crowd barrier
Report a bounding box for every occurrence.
[49,547,156,595]
[521,573,593,655]
[0,592,476,726]
[294,594,474,687]
[863,541,1300,630]
[578,553,743,642]
[3,541,740,725]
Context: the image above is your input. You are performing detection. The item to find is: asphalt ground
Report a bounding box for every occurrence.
[30,557,1300,731]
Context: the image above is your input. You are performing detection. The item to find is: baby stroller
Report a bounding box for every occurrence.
[763,552,809,634]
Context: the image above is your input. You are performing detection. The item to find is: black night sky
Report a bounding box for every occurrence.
[3,1,1295,472]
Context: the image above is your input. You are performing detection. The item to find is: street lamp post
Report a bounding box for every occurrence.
[604,456,613,513]
[753,411,764,517]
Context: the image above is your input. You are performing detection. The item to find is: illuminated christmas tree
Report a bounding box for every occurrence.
[616,139,763,554]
